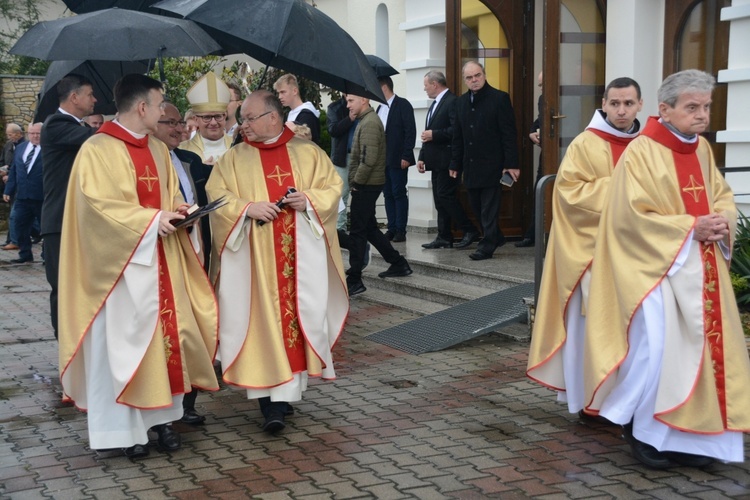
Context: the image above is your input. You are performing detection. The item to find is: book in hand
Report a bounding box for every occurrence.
[500,171,515,187]
[171,196,227,228]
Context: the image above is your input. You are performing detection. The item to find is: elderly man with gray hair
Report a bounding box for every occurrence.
[583,69,750,469]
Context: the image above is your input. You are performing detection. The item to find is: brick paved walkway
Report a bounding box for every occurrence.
[1,244,750,499]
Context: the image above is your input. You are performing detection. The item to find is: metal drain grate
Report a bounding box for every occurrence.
[366,282,533,355]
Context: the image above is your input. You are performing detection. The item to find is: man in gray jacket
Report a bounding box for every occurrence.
[343,95,411,297]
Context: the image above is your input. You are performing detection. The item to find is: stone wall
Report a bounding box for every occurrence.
[0,75,44,135]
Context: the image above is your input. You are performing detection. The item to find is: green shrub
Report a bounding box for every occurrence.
[731,211,750,308]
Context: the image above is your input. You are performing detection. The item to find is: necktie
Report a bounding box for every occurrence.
[24,146,36,173]
[426,100,436,127]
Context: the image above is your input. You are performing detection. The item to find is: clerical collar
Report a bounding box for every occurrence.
[599,110,640,134]
[659,119,698,143]
[264,130,285,144]
[245,126,295,149]
[112,119,146,139]
[588,110,640,139]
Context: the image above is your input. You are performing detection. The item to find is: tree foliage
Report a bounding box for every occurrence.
[0,0,51,76]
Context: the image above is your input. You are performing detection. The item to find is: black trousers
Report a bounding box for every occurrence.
[467,185,504,255]
[347,186,403,279]
[43,232,61,339]
[431,168,476,241]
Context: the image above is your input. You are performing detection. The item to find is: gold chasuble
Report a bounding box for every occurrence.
[59,122,219,410]
[584,117,750,432]
[528,112,638,391]
[206,127,347,392]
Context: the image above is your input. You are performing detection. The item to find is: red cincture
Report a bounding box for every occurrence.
[643,117,727,426]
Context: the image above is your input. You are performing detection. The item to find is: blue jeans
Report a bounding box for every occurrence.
[383,167,408,233]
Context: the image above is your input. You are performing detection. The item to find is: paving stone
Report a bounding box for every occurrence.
[2,251,750,499]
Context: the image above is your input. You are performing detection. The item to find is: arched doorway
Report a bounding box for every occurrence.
[446,0,534,238]
[664,0,729,167]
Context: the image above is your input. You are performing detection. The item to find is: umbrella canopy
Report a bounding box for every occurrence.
[366,55,399,78]
[35,59,152,122]
[61,0,165,13]
[153,0,385,102]
[10,8,220,61]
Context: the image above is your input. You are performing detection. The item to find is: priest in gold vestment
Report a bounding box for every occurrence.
[206,90,347,434]
[584,70,750,468]
[527,78,642,415]
[58,75,219,459]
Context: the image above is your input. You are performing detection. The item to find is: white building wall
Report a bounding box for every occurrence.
[719,0,750,212]
[604,0,664,120]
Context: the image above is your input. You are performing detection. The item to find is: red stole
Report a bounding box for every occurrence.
[585,127,635,165]
[642,117,727,426]
[247,128,306,373]
[97,123,185,395]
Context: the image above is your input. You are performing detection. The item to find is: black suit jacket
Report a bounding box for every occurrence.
[40,112,95,235]
[450,83,518,189]
[4,141,44,201]
[417,91,456,171]
[379,95,416,169]
[174,147,213,269]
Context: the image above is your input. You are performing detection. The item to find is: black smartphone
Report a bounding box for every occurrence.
[500,172,515,187]
[257,188,298,226]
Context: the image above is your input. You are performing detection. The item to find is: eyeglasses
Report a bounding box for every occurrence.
[238,111,271,125]
[195,114,226,123]
[158,119,187,128]
[149,100,168,110]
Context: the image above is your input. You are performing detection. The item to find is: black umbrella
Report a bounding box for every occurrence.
[153,0,385,102]
[10,8,220,80]
[61,0,165,14]
[35,60,152,122]
[366,55,399,78]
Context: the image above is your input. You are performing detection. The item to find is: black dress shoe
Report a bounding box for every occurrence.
[348,281,366,296]
[152,424,181,451]
[623,423,674,469]
[123,444,149,458]
[422,237,452,249]
[392,231,406,242]
[454,231,480,249]
[285,403,294,416]
[384,230,395,241]
[469,251,492,261]
[263,415,286,434]
[578,410,614,425]
[514,238,534,248]
[10,258,33,264]
[663,451,714,468]
[180,408,206,426]
[378,259,413,278]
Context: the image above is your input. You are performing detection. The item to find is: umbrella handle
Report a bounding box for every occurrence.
[256,65,269,90]
[158,45,166,83]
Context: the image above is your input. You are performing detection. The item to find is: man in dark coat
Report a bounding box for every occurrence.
[377,76,416,242]
[40,74,97,338]
[450,61,519,261]
[3,123,43,264]
[327,96,355,230]
[154,102,213,427]
[417,71,478,249]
